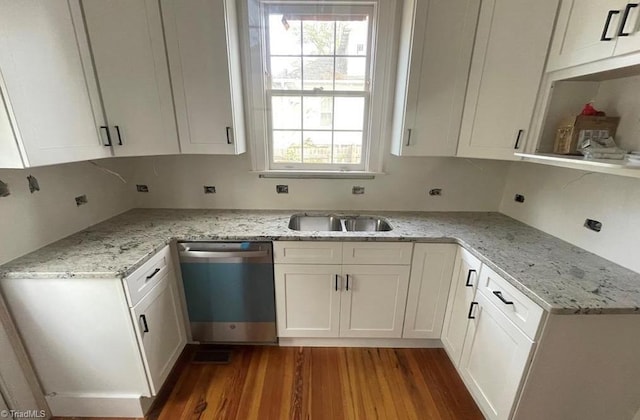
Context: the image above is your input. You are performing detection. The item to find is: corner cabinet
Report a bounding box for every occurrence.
[0,0,110,167]
[161,0,247,155]
[82,0,179,157]
[402,243,457,339]
[441,246,482,365]
[391,0,480,156]
[546,0,640,72]
[456,0,559,160]
[0,245,187,418]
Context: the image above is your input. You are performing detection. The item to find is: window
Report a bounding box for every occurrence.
[243,0,397,173]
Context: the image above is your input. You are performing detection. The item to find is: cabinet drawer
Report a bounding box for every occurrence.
[342,242,413,265]
[273,241,342,264]
[123,245,172,307]
[477,265,544,340]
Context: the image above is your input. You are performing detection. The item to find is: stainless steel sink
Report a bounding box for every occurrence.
[343,216,393,232]
[288,214,343,231]
[288,214,392,232]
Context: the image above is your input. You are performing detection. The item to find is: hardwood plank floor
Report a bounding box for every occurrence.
[154,345,481,420]
[55,346,483,420]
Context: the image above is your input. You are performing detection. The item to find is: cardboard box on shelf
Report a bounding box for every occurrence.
[553,115,620,155]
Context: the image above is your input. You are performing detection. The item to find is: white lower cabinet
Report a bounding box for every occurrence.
[441,247,482,365]
[339,265,410,338]
[274,242,411,339]
[0,245,186,417]
[402,244,457,339]
[131,270,187,395]
[274,264,341,338]
[459,290,535,420]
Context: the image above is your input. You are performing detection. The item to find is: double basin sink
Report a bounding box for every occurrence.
[289,214,392,232]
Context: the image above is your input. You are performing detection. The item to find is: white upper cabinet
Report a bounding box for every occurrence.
[83,0,179,157]
[456,0,560,160]
[547,0,640,71]
[162,0,247,155]
[0,0,110,167]
[0,91,23,168]
[391,0,480,156]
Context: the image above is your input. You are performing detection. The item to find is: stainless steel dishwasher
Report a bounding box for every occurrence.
[177,242,276,344]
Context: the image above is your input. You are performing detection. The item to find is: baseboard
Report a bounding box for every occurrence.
[46,393,151,417]
[278,337,443,348]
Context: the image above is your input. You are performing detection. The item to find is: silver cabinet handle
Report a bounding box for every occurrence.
[179,250,268,259]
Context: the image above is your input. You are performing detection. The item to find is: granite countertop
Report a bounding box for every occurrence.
[1,209,639,315]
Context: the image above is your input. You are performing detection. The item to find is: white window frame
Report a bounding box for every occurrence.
[241,0,398,174]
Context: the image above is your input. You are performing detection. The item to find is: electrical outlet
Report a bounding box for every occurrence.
[204,186,216,194]
[0,180,9,197]
[584,219,602,232]
[352,186,365,195]
[276,185,288,194]
[136,184,149,193]
[27,175,40,193]
[514,194,525,203]
[75,194,88,206]
[429,188,442,196]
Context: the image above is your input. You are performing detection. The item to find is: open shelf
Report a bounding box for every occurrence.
[515,153,640,178]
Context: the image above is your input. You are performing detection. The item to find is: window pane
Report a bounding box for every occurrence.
[271,57,301,90]
[302,21,335,55]
[303,57,334,90]
[334,97,364,130]
[272,96,301,129]
[273,131,302,163]
[303,131,332,163]
[333,131,362,164]
[335,57,366,91]
[268,15,301,56]
[336,20,368,56]
[303,97,333,130]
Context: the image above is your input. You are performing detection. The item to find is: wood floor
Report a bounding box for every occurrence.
[55,345,483,420]
[155,345,481,420]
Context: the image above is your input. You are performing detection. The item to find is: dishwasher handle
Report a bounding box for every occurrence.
[179,249,270,259]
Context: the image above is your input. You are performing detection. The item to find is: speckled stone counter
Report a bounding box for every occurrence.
[1,209,639,315]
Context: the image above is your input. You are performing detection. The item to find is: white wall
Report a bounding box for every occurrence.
[129,154,510,211]
[0,159,135,265]
[500,162,640,273]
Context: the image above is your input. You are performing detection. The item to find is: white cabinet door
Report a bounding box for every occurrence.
[402,244,456,339]
[391,0,479,156]
[441,247,482,366]
[547,0,627,71]
[459,291,535,420]
[456,0,559,160]
[0,0,110,167]
[0,90,23,168]
[162,0,246,155]
[339,265,410,338]
[614,2,640,56]
[274,264,342,338]
[132,271,187,395]
[83,0,179,157]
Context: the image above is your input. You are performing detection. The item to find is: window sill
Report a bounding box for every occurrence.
[253,170,384,179]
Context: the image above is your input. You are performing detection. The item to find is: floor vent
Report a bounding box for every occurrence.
[192,349,232,364]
